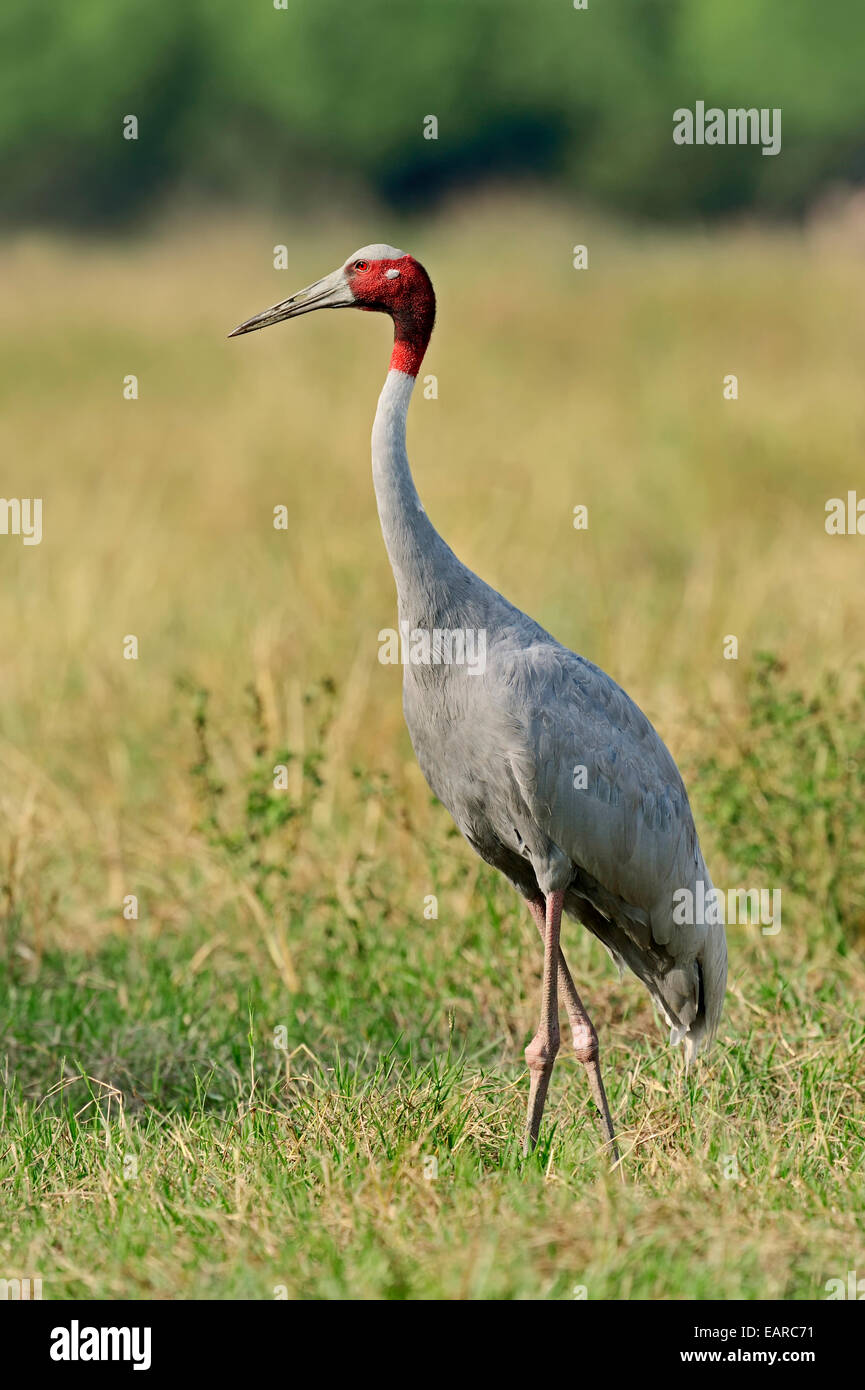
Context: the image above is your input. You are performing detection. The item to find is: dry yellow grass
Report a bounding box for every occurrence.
[1,197,863,947]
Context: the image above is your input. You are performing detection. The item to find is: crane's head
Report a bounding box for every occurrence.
[229,244,435,376]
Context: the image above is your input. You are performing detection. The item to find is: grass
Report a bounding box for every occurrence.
[0,197,864,1298]
[1,908,863,1299]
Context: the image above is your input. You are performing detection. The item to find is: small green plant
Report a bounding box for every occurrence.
[180,674,339,916]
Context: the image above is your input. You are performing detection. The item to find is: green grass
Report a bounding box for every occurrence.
[1,655,863,1299]
[0,922,862,1301]
[1,923,862,1300]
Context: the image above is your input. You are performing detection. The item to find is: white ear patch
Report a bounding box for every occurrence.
[385,268,400,280]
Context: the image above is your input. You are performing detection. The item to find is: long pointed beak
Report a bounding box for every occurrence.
[228,267,355,337]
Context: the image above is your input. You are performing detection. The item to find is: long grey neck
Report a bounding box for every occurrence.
[371,368,457,619]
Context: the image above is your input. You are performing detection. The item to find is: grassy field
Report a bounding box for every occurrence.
[1,198,864,1299]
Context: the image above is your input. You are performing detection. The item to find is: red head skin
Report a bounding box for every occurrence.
[344,255,436,378]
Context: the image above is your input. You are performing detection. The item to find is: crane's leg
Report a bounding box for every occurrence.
[523,888,563,1154]
[528,896,620,1165]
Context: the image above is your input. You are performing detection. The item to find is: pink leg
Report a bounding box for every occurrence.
[523,889,563,1153]
[528,896,620,1164]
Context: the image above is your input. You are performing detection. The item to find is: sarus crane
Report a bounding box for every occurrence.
[230,245,727,1163]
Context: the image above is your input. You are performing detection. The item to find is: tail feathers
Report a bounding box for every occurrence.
[564,878,727,1063]
[690,918,728,1057]
[651,927,727,1067]
[679,924,728,1066]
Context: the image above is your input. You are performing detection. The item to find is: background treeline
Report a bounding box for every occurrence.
[3,0,864,227]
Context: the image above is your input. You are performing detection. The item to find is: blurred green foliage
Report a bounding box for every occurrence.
[2,0,864,226]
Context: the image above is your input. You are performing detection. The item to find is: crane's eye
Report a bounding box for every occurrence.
[355,260,370,272]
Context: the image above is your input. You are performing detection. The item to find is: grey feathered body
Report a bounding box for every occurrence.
[374,368,727,1060]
